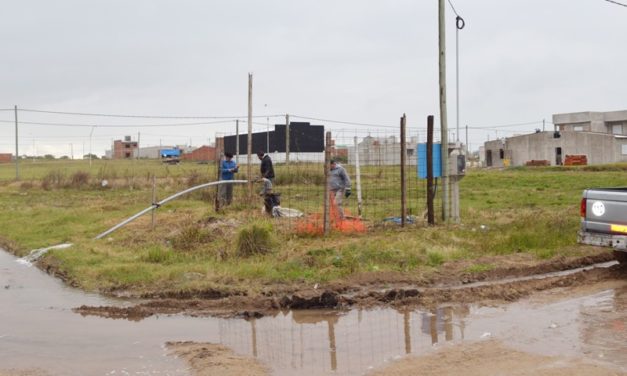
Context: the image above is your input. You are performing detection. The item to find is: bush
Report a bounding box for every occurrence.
[70,171,90,188]
[236,222,273,257]
[186,170,203,187]
[41,170,66,190]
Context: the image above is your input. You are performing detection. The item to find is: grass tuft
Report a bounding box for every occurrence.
[170,224,213,252]
[144,246,175,264]
[236,222,273,257]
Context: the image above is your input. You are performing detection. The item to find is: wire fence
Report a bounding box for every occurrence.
[216,126,445,234]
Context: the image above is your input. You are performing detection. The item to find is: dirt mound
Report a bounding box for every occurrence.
[166,341,268,376]
[74,256,627,321]
[368,340,625,376]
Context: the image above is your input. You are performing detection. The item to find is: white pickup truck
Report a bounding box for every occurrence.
[578,188,627,262]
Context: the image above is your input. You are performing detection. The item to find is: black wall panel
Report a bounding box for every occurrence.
[223,122,324,154]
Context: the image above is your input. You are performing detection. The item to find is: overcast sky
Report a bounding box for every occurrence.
[1,0,626,157]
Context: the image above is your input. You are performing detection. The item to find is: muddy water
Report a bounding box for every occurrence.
[1,249,625,376]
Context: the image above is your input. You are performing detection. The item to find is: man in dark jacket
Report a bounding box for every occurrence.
[256,150,275,181]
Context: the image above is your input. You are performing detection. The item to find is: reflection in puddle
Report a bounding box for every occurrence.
[1,249,625,376]
[223,307,470,374]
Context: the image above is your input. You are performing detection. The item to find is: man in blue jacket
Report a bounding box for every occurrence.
[219,152,238,206]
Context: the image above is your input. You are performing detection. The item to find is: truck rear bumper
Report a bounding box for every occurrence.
[578,230,627,251]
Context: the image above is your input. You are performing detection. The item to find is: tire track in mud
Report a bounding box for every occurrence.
[74,253,626,320]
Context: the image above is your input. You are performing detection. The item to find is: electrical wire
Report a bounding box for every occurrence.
[0,119,235,128]
[602,0,627,7]
[18,108,284,119]
[446,0,461,17]
[291,115,397,128]
[467,120,548,129]
[447,0,466,30]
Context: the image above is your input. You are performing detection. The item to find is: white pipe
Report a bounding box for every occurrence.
[95,180,248,239]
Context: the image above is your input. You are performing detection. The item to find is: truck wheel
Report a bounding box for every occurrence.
[614,250,627,264]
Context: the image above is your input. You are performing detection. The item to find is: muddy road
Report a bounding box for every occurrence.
[1,249,626,375]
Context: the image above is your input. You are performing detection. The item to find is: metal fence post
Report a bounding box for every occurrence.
[323,131,331,235]
[400,114,407,227]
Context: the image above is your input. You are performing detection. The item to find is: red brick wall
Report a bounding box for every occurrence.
[334,148,348,158]
[113,140,138,159]
[181,146,216,161]
[0,153,12,163]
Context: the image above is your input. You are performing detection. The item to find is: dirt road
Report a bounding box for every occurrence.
[370,340,625,376]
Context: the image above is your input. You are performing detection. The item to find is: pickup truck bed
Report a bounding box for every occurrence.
[577,188,627,262]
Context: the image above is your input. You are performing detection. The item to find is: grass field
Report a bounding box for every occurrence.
[0,159,625,296]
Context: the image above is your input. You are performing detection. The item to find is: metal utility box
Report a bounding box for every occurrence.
[417,143,442,179]
[449,152,466,176]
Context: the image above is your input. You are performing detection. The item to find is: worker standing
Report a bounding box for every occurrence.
[328,159,351,219]
[256,150,275,182]
[219,152,238,206]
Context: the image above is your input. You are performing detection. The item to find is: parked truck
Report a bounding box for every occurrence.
[160,148,181,164]
[578,188,627,262]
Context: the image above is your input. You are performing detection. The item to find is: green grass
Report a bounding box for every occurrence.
[465,263,495,274]
[0,159,624,296]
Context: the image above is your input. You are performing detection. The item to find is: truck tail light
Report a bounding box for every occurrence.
[580,198,587,218]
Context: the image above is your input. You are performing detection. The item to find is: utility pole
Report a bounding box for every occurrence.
[89,126,95,168]
[542,118,545,132]
[137,132,141,159]
[236,119,240,160]
[14,105,19,180]
[264,104,269,154]
[285,114,290,165]
[465,124,468,155]
[70,143,74,160]
[455,15,465,144]
[455,17,460,143]
[439,0,450,221]
[247,73,253,200]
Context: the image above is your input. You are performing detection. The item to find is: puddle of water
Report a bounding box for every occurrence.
[1,249,625,376]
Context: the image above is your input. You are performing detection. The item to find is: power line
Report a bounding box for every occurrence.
[0,119,235,128]
[291,115,397,128]
[467,120,547,129]
[602,0,627,7]
[18,108,283,120]
[446,0,461,18]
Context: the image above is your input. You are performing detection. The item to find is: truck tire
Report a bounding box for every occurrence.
[614,250,627,264]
